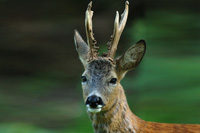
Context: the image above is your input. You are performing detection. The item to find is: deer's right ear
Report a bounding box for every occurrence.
[74,30,89,68]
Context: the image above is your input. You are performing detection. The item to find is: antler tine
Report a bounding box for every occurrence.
[107,1,129,59]
[106,11,119,54]
[85,1,98,61]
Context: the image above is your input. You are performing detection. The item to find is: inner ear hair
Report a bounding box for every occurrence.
[116,40,146,78]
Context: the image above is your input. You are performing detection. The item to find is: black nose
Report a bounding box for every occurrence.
[86,95,104,108]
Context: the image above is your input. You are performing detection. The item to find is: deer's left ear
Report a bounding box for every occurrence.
[116,40,146,78]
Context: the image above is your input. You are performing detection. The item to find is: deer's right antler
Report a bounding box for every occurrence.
[107,1,129,59]
[85,1,99,61]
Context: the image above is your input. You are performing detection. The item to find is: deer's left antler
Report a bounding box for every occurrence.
[107,1,129,59]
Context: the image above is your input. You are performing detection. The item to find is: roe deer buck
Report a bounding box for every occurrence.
[74,1,200,132]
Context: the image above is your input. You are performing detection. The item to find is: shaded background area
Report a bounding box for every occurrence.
[0,0,200,132]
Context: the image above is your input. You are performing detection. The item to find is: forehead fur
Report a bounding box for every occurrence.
[87,59,114,77]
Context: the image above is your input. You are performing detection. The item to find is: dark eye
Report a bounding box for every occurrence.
[81,76,87,83]
[110,78,117,84]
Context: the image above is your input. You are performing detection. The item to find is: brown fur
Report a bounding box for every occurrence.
[87,81,200,133]
[74,1,200,132]
[82,58,200,133]
[89,83,200,133]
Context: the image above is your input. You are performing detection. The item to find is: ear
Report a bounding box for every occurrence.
[116,40,146,78]
[74,30,89,68]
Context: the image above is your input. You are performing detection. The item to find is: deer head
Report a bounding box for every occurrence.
[74,1,146,114]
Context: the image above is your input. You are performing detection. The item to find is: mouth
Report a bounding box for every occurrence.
[86,104,103,113]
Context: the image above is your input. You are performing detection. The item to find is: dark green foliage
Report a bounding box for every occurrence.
[0,0,199,132]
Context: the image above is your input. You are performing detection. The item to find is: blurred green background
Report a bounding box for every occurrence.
[0,0,200,132]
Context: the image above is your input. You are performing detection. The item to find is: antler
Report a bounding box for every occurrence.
[107,1,129,59]
[85,1,99,61]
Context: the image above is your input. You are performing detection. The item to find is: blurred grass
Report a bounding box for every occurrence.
[0,123,55,133]
[125,9,200,125]
[124,57,200,124]
[0,3,200,133]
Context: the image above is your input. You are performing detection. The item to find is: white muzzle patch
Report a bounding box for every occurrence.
[86,105,103,113]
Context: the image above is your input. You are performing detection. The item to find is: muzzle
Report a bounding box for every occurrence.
[85,95,105,113]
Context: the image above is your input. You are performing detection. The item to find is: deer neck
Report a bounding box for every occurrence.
[88,84,143,132]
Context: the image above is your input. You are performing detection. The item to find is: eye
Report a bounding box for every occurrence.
[109,78,117,84]
[81,76,87,83]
